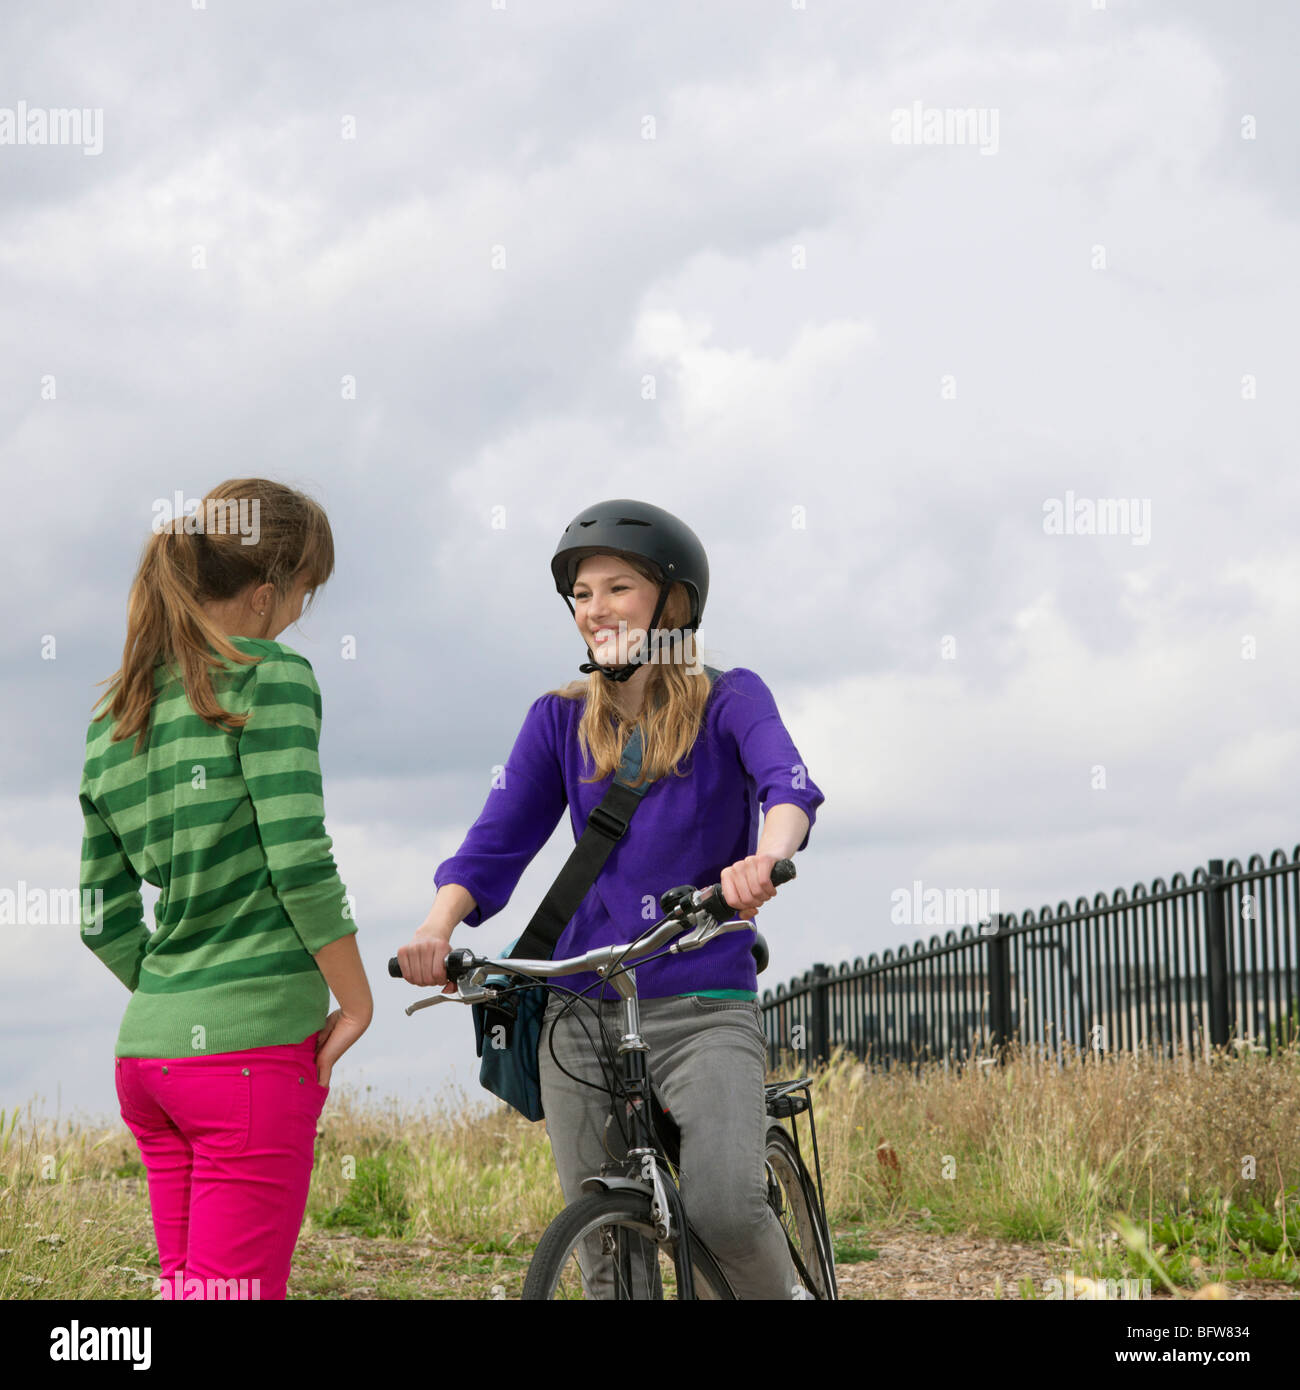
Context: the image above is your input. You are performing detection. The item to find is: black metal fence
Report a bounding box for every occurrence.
[759,846,1300,1070]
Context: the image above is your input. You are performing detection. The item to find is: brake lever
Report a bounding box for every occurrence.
[403,967,499,1016]
[671,916,756,953]
[405,992,460,1016]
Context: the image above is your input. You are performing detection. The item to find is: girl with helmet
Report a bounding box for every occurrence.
[78,479,369,1299]
[398,498,824,1298]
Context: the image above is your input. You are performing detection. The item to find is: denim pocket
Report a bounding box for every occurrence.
[689,995,760,1016]
[171,1066,253,1156]
[114,1059,154,1128]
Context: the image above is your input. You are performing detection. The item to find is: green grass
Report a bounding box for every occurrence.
[832,1231,878,1263]
[318,1153,412,1237]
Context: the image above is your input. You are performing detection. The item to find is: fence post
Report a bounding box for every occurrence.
[985,913,1012,1062]
[809,963,830,1065]
[1204,858,1230,1050]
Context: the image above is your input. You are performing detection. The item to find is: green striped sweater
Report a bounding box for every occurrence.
[78,637,356,1058]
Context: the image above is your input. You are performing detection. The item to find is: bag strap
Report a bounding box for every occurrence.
[504,666,725,963]
[505,726,652,962]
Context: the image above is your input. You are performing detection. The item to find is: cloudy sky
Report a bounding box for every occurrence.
[2,0,1297,1121]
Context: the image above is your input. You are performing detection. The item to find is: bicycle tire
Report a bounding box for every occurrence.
[764,1124,837,1299]
[522,1189,736,1300]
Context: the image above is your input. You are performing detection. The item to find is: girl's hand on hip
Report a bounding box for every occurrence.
[720,853,779,920]
[314,1008,369,1087]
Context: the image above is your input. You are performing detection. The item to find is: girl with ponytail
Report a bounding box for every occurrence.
[79,479,370,1300]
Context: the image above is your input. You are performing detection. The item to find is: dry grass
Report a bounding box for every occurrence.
[805,1040,1299,1238]
[2,1041,1297,1299]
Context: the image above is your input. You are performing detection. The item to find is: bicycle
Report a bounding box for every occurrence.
[388,858,838,1300]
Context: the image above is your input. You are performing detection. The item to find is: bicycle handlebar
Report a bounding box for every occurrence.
[387,858,796,982]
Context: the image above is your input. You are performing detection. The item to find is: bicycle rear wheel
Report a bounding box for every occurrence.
[522,1189,736,1300]
[764,1124,837,1299]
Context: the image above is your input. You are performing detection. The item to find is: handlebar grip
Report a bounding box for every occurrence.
[388,950,477,983]
[698,856,797,921]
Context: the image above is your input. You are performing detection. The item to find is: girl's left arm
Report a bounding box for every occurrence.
[722,804,811,918]
[78,790,148,989]
[714,668,824,845]
[756,802,812,861]
[714,668,824,916]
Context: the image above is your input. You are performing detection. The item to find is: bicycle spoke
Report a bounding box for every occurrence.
[523,1191,735,1299]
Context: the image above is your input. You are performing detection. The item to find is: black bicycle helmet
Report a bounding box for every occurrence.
[551,499,709,682]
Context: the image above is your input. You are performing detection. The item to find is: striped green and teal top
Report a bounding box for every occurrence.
[78,636,356,1058]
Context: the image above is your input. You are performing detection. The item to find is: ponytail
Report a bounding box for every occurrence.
[95,479,334,752]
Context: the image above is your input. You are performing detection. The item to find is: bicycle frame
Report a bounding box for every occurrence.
[400,876,833,1298]
[404,900,758,1296]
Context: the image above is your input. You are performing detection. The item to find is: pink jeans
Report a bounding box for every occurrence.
[115,1031,329,1300]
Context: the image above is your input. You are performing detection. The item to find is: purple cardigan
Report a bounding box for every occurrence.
[434,667,824,1000]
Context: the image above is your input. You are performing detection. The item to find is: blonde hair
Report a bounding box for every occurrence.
[94,479,334,752]
[547,556,713,785]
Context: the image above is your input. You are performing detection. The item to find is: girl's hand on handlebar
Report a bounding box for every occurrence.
[719,853,779,920]
[396,931,457,992]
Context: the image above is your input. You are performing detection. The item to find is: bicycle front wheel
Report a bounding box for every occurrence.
[522,1189,736,1300]
[765,1124,837,1299]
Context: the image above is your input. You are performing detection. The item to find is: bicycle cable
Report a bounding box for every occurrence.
[544,930,704,1152]
[471,903,725,1152]
[484,972,630,1122]
[528,920,698,1151]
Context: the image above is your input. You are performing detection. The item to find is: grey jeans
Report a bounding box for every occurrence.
[537,990,801,1299]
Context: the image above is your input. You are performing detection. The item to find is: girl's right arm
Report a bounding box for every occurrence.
[401,695,568,988]
[313,933,373,1084]
[399,883,477,989]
